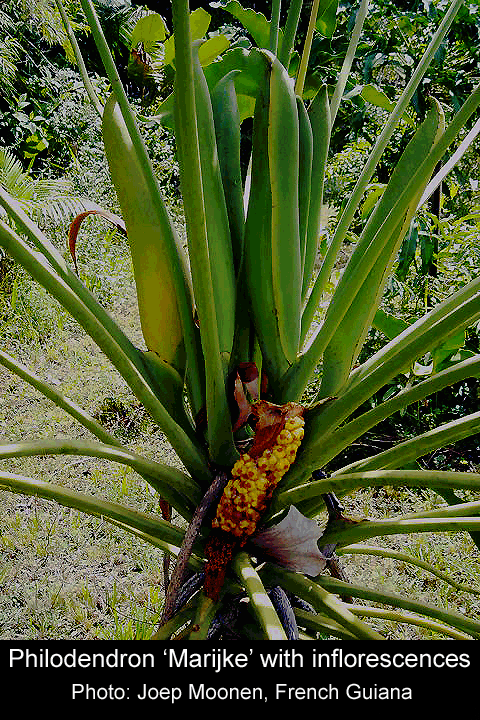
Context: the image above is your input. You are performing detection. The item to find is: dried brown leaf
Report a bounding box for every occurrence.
[68,210,127,273]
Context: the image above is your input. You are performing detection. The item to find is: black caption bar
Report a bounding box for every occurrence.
[2,640,477,709]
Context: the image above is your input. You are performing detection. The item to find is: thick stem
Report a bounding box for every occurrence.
[261,565,385,639]
[233,552,288,639]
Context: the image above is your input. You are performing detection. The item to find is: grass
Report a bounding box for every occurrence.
[0,200,188,639]
[0,297,185,640]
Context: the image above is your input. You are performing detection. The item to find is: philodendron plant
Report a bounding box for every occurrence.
[1,0,480,640]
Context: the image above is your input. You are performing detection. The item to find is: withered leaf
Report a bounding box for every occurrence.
[232,363,260,432]
[251,506,327,576]
[237,362,259,396]
[232,371,253,432]
[68,210,127,273]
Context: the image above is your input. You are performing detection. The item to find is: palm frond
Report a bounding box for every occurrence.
[0,13,22,99]
[0,146,104,226]
[18,0,89,64]
[0,148,33,201]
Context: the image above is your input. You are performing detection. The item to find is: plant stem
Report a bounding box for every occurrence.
[269,0,282,55]
[306,0,465,308]
[0,438,201,517]
[321,516,480,547]
[233,552,288,639]
[326,353,480,462]
[261,565,385,639]
[287,286,480,478]
[276,469,480,510]
[0,219,211,485]
[278,0,303,68]
[295,0,321,96]
[0,471,186,548]
[329,0,369,126]
[418,111,480,209]
[0,187,144,379]
[188,591,219,639]
[316,575,480,638]
[347,605,471,640]
[151,608,196,640]
[293,607,358,639]
[0,349,119,447]
[54,0,103,116]
[337,411,480,476]
[337,544,480,596]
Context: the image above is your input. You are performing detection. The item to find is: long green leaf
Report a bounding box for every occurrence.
[192,46,237,371]
[264,566,480,638]
[233,551,288,639]
[296,96,313,283]
[285,101,447,401]
[346,605,471,640]
[101,94,190,377]
[286,277,480,481]
[322,517,480,546]
[301,84,330,311]
[337,543,480,597]
[0,438,201,517]
[273,469,480,517]
[54,0,103,116]
[337,411,480,476]
[243,52,291,387]
[267,50,302,365]
[269,0,282,55]
[80,0,205,414]
[329,0,369,126]
[172,0,237,467]
[293,607,358,639]
[211,70,245,274]
[278,0,303,68]
[297,603,471,639]
[323,353,480,464]
[345,277,480,393]
[317,100,445,397]
[0,471,187,549]
[417,112,480,210]
[295,0,322,96]
[0,187,143,377]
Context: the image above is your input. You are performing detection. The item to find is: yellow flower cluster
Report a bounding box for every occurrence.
[212,415,305,539]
